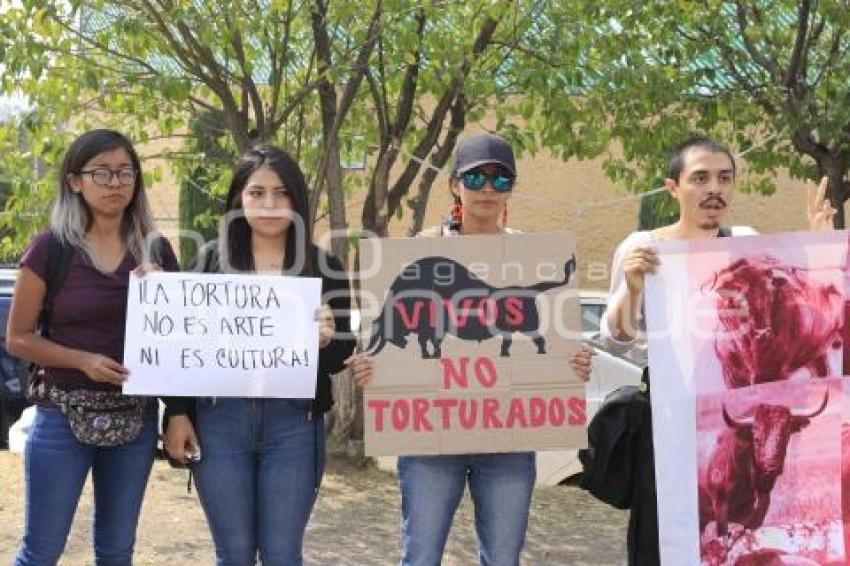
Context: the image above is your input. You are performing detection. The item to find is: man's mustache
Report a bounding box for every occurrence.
[700,195,727,208]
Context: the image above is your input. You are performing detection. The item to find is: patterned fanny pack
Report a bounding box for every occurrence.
[28,375,148,447]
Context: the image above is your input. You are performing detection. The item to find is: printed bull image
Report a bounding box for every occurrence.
[844,423,850,558]
[365,255,576,358]
[698,388,830,538]
[707,255,842,389]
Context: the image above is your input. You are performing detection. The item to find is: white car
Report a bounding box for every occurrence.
[534,331,641,485]
[579,290,607,340]
[0,268,18,296]
[536,292,643,484]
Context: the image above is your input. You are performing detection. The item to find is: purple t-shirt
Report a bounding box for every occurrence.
[20,231,180,391]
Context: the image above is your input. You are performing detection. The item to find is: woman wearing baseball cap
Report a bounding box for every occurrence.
[357,132,594,565]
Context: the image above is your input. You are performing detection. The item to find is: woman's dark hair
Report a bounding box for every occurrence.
[53,129,155,270]
[222,145,315,275]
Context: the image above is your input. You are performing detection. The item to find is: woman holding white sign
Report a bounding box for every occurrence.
[164,145,372,565]
[7,129,180,565]
[355,132,594,566]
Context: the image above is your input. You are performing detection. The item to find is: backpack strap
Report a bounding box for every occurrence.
[149,234,170,267]
[197,241,220,273]
[36,235,74,339]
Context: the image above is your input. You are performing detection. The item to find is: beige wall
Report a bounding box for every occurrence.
[314,148,813,291]
[144,135,814,290]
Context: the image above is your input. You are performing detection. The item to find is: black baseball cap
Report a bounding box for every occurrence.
[452,133,517,178]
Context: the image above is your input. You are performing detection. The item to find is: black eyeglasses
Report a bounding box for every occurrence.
[458,169,515,193]
[78,168,138,187]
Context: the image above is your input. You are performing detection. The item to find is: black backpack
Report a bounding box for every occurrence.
[25,236,75,397]
[578,227,731,508]
[27,234,167,396]
[578,377,651,509]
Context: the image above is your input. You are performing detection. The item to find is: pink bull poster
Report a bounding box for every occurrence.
[645,230,849,566]
[357,232,586,456]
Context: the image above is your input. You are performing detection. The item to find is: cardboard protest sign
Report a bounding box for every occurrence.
[645,230,849,565]
[358,232,585,456]
[123,272,321,398]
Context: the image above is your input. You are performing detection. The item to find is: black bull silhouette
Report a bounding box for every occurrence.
[366,255,576,358]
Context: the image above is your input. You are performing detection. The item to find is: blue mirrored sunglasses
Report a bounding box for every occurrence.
[459,169,515,193]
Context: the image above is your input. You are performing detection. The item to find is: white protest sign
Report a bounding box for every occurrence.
[123,272,322,398]
[646,230,848,565]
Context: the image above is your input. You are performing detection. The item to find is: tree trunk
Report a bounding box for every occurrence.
[309,1,383,456]
[837,176,848,230]
[363,145,398,237]
[824,160,848,229]
[792,134,849,229]
[380,19,499,227]
[327,242,366,457]
[329,370,365,458]
[408,95,466,235]
[310,2,349,262]
[408,165,440,236]
[325,140,349,263]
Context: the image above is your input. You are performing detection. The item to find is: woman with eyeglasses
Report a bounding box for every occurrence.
[7,129,179,565]
[163,145,373,565]
[355,132,594,566]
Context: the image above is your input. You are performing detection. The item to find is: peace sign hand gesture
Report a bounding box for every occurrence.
[807,176,837,232]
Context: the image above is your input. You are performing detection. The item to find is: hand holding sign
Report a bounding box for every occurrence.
[81,353,129,385]
[359,232,587,456]
[133,262,162,277]
[316,304,334,348]
[123,272,322,398]
[345,353,375,387]
[569,345,595,383]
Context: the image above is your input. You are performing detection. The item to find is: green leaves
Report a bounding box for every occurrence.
[4,0,847,252]
[520,0,850,209]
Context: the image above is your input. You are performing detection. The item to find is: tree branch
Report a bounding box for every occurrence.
[266,0,296,130]
[227,20,265,137]
[694,23,778,114]
[390,8,426,141]
[732,0,781,79]
[139,0,213,83]
[812,21,846,87]
[365,68,390,151]
[789,129,832,179]
[784,0,812,88]
[384,15,501,219]
[407,93,467,236]
[49,9,160,76]
[309,0,383,222]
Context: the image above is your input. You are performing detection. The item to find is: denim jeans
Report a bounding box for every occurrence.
[192,397,325,566]
[397,452,536,566]
[14,406,157,566]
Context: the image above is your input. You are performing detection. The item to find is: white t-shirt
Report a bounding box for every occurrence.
[417,224,519,238]
[599,226,758,366]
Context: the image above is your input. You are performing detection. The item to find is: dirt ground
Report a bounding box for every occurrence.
[0,449,627,565]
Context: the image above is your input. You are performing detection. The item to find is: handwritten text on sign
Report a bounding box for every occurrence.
[359,233,587,456]
[123,272,321,398]
[367,356,585,432]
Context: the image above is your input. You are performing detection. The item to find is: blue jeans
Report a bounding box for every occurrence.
[14,406,157,566]
[398,452,536,566]
[192,398,325,566]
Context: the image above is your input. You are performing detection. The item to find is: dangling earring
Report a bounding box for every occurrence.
[449,195,462,231]
[502,203,508,226]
